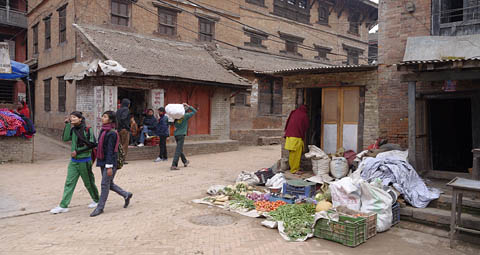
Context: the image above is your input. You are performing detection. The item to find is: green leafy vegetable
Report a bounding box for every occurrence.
[269,204,316,240]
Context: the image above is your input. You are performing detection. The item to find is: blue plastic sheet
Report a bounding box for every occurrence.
[0,60,29,79]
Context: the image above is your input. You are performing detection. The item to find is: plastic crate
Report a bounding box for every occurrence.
[314,211,367,247]
[254,168,274,185]
[392,202,400,225]
[268,195,295,204]
[335,206,377,240]
[282,181,316,198]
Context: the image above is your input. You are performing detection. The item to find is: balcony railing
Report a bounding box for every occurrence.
[0,7,27,28]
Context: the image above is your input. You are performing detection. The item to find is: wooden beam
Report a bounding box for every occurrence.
[401,70,480,82]
[408,81,417,169]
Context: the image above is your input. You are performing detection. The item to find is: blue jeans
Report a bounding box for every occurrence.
[139,126,154,144]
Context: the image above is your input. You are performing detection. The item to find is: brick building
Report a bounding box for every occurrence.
[378,0,480,178]
[26,0,377,146]
[0,0,27,108]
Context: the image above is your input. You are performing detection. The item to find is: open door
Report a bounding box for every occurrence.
[321,87,360,154]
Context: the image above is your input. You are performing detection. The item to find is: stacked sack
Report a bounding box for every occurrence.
[304,145,332,182]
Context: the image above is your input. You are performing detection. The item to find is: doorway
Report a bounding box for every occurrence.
[429,98,472,172]
[117,87,147,124]
[306,88,322,148]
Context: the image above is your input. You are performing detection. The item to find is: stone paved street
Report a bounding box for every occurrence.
[0,135,479,255]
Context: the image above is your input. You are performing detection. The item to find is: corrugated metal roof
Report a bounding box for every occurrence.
[255,64,378,75]
[399,57,480,65]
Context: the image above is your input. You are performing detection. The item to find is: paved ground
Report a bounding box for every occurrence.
[0,134,479,255]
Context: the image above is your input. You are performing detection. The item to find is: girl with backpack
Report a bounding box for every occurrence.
[50,111,99,214]
[90,111,132,217]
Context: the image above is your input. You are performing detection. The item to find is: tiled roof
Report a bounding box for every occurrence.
[74,24,251,87]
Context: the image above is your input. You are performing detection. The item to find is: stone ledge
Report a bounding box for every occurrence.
[126,139,239,161]
[400,206,480,231]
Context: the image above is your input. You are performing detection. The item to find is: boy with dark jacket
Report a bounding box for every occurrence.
[137,109,157,147]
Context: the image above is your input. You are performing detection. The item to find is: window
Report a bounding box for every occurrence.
[348,12,361,35]
[273,0,310,24]
[199,18,215,42]
[158,7,177,36]
[343,44,364,65]
[0,81,14,104]
[433,0,480,35]
[279,32,304,57]
[246,0,264,6]
[32,24,38,54]
[314,44,331,61]
[58,5,67,43]
[44,16,51,49]
[44,79,51,112]
[111,0,130,26]
[234,93,247,106]
[0,0,18,10]
[244,28,267,48]
[318,6,329,24]
[58,77,66,112]
[259,79,282,115]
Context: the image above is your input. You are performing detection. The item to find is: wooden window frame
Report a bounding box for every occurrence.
[348,11,361,36]
[244,28,268,48]
[157,7,178,36]
[44,79,51,112]
[258,78,282,116]
[314,44,331,61]
[0,80,15,104]
[32,24,38,55]
[44,15,51,50]
[343,44,363,65]
[279,31,304,57]
[432,0,480,36]
[57,77,66,113]
[198,17,215,42]
[318,6,329,25]
[246,0,265,7]
[111,0,130,27]
[273,0,311,24]
[58,5,67,44]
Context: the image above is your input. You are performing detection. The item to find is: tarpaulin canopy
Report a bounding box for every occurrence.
[0,60,29,79]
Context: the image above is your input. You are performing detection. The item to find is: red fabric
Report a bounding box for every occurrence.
[284,105,309,140]
[18,103,30,118]
[344,150,357,166]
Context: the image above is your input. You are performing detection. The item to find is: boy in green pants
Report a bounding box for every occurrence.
[50,111,100,214]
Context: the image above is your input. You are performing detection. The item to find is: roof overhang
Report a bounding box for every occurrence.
[256,64,378,76]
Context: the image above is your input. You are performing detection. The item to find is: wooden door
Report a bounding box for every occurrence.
[321,87,360,154]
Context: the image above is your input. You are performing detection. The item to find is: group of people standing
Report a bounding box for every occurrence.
[50,98,197,216]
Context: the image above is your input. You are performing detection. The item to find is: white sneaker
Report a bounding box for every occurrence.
[154,157,162,162]
[88,202,98,208]
[138,143,144,147]
[50,206,69,214]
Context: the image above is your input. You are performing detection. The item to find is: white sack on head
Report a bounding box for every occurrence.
[165,104,185,120]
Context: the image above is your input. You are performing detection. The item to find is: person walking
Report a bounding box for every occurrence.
[154,107,169,162]
[50,111,99,214]
[117,98,131,163]
[90,111,132,217]
[170,103,197,170]
[284,105,309,174]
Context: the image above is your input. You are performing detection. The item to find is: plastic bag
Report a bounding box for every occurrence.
[207,185,225,195]
[235,171,260,186]
[165,104,185,120]
[329,177,361,211]
[265,173,286,190]
[360,181,393,232]
[376,150,408,161]
[330,157,349,179]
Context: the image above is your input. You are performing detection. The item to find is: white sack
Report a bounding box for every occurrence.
[330,157,349,179]
[360,181,393,232]
[330,177,361,211]
[98,60,126,75]
[165,104,185,120]
[265,173,286,190]
[235,171,259,186]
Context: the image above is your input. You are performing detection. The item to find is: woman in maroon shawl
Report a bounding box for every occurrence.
[284,105,309,174]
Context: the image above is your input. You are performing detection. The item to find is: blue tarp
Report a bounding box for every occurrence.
[0,60,29,79]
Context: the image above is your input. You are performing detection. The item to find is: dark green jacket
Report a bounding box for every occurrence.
[63,123,95,159]
[172,106,197,136]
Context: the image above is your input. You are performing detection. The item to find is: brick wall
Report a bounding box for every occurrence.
[377,0,432,147]
[0,136,34,163]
